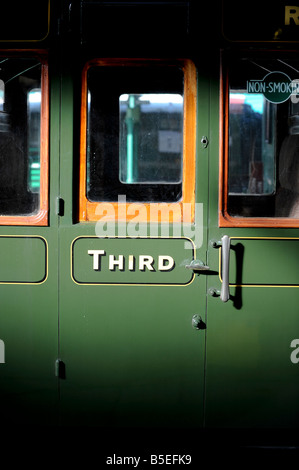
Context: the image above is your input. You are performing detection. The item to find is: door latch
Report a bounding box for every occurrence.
[56,197,65,216]
[192,314,206,330]
[185,260,210,273]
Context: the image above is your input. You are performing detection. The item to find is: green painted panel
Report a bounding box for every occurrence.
[0,231,58,425]
[59,278,206,427]
[227,238,299,286]
[0,236,47,284]
[205,288,299,428]
[59,230,206,427]
[72,236,195,285]
[207,71,299,431]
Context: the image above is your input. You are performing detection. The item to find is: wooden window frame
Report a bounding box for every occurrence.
[79,58,197,223]
[0,51,49,226]
[219,53,299,228]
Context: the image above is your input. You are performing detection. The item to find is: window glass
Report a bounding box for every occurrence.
[28,89,41,193]
[0,58,42,216]
[86,65,184,203]
[119,93,183,184]
[228,56,299,218]
[0,80,4,112]
[229,92,276,196]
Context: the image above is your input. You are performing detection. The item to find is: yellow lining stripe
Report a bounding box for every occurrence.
[0,235,48,285]
[219,236,299,288]
[70,236,196,287]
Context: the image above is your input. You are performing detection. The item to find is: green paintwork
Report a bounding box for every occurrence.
[0,236,47,283]
[227,238,299,286]
[204,65,299,430]
[0,1,298,434]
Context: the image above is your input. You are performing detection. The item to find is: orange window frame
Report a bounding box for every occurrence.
[219,58,299,228]
[79,58,197,223]
[0,52,49,226]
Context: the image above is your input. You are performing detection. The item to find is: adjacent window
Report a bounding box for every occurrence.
[80,59,196,222]
[0,56,48,225]
[221,54,299,227]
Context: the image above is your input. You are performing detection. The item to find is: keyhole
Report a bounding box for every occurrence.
[201,136,209,148]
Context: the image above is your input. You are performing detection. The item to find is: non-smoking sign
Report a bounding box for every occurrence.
[247,71,299,104]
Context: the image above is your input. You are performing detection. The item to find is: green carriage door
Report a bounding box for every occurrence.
[58,59,208,427]
[205,53,299,430]
[0,53,58,425]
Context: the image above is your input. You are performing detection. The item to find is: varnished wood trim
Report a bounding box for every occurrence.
[0,52,48,226]
[219,52,299,228]
[79,58,197,223]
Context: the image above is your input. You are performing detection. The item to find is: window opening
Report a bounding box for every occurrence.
[0,56,48,224]
[223,55,299,223]
[86,63,185,204]
[80,59,196,222]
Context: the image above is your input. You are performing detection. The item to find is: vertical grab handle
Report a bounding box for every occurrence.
[220,235,231,302]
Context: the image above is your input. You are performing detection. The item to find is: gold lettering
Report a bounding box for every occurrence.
[128,255,135,271]
[88,250,106,270]
[109,255,124,271]
[285,5,299,25]
[139,255,154,271]
[158,255,175,271]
